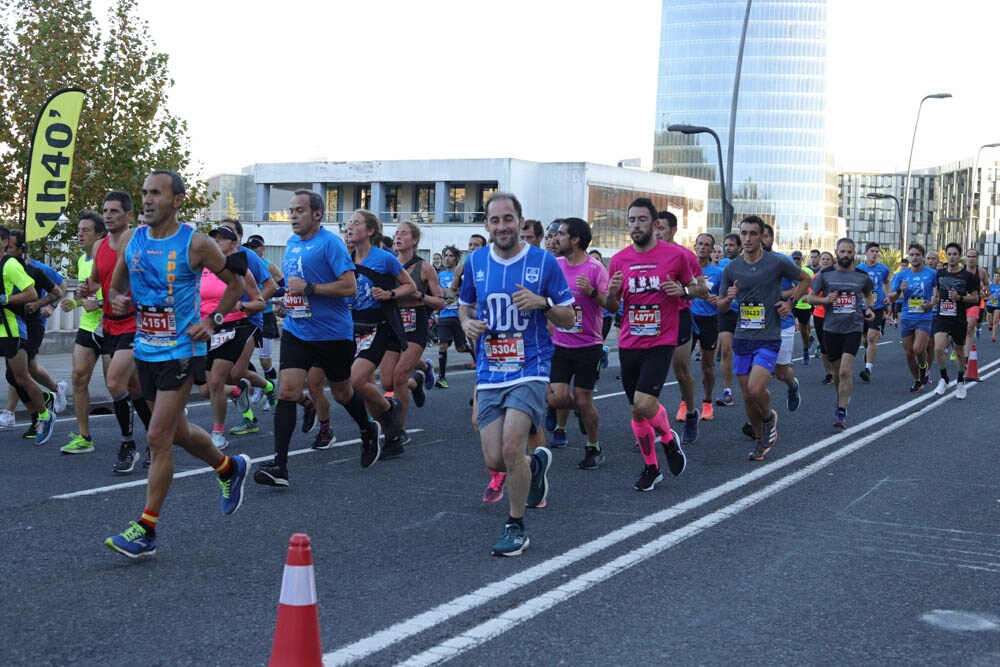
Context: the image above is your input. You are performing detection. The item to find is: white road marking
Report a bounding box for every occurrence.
[323,360,1000,666]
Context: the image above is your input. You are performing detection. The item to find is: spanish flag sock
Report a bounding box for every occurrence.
[214,455,234,479]
[139,509,159,539]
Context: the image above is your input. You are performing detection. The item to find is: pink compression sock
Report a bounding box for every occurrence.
[631,418,659,467]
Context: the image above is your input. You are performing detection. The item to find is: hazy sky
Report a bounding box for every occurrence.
[94,0,1000,177]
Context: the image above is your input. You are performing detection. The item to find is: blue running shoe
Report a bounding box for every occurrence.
[105,521,156,558]
[550,427,568,448]
[681,409,699,445]
[787,378,801,412]
[715,388,733,407]
[833,407,847,429]
[492,522,529,556]
[219,454,251,516]
[544,406,557,432]
[34,411,56,445]
[600,345,610,370]
[526,446,552,508]
[423,359,436,390]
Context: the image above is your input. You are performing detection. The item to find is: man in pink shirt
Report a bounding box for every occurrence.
[546,217,611,469]
[607,198,698,492]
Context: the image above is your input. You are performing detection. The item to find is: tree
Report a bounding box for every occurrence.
[224,193,240,221]
[0,0,215,272]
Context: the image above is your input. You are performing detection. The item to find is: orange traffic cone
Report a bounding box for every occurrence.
[966,343,980,381]
[270,534,322,667]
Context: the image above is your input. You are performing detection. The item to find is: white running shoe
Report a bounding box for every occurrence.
[955,381,967,400]
[0,409,14,428]
[54,381,68,414]
[211,432,229,450]
[933,379,947,396]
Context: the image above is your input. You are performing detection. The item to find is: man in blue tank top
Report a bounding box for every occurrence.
[103,170,251,559]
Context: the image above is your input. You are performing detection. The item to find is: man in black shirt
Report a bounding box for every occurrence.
[931,242,980,399]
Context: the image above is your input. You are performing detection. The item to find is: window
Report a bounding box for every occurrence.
[449,185,466,222]
[415,185,435,222]
[357,185,371,212]
[325,187,340,222]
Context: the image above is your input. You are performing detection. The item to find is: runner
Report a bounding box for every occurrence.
[988,270,1000,341]
[715,232,741,407]
[103,170,250,558]
[790,250,815,364]
[607,197,695,491]
[434,246,471,388]
[805,238,875,428]
[889,243,936,392]
[963,247,989,344]
[690,233,722,421]
[931,243,979,399]
[252,190,375,487]
[547,217,610,469]
[717,216,810,461]
[58,212,109,453]
[0,225,54,443]
[457,191,568,555]
[812,251,837,385]
[761,224,803,415]
[857,242,891,383]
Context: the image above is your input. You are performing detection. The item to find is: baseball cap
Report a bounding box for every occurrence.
[208,226,238,242]
[244,237,265,249]
[791,250,803,259]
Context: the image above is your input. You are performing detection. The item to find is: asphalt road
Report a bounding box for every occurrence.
[1,326,998,666]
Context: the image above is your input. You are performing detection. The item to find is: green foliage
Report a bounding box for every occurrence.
[878,247,901,271]
[0,0,216,272]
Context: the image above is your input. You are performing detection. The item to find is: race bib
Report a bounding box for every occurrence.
[939,300,957,317]
[354,327,377,354]
[137,305,177,346]
[210,328,236,350]
[989,297,998,307]
[557,304,584,334]
[285,293,311,318]
[739,303,765,330]
[907,297,923,315]
[400,307,417,333]
[628,304,661,336]
[484,332,525,372]
[833,292,856,315]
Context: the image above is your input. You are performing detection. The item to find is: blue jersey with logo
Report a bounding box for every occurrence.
[459,244,573,389]
[237,247,270,329]
[717,257,737,308]
[891,267,937,322]
[439,269,459,318]
[281,228,355,341]
[690,262,723,317]
[127,224,205,361]
[989,282,1000,308]
[859,262,890,309]
[351,247,404,316]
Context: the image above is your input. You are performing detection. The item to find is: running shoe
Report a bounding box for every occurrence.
[483,471,506,503]
[802,348,810,365]
[662,429,686,476]
[22,418,37,439]
[400,430,411,446]
[381,433,404,460]
[311,425,335,450]
[229,417,259,435]
[909,379,923,393]
[550,427,568,448]
[265,379,279,411]
[219,454,250,515]
[544,406,557,432]
[411,370,426,408]
[787,378,801,412]
[54,381,68,414]
[112,442,139,474]
[360,420,382,469]
[228,379,248,414]
[578,446,605,470]
[681,410,699,445]
[423,360,436,389]
[976,326,981,339]
[634,464,663,492]
[249,387,265,406]
[60,433,94,454]
[142,447,151,469]
[434,379,448,389]
[381,397,403,447]
[34,411,56,445]
[526,446,552,508]
[956,381,967,399]
[919,365,930,386]
[742,422,756,439]
[701,401,714,421]
[675,400,687,423]
[492,522,529,556]
[933,378,948,396]
[715,388,733,407]
[821,374,833,385]
[44,390,54,413]
[600,345,610,369]
[694,350,702,362]
[301,395,317,433]
[211,432,228,450]
[748,411,777,461]
[859,367,871,383]
[833,407,847,430]
[105,521,156,558]
[253,459,289,487]
[0,409,14,428]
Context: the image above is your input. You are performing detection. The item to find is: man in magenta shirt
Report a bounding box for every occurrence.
[547,217,611,469]
[607,198,698,492]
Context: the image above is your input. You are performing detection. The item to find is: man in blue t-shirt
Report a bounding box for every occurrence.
[858,241,891,383]
[889,242,937,392]
[458,192,574,557]
[253,190,374,488]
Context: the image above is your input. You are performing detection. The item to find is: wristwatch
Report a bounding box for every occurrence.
[590,288,599,299]
[211,312,225,327]
[541,297,554,313]
[304,282,316,296]
[390,290,396,299]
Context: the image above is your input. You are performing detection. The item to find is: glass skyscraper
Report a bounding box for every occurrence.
[653,0,838,250]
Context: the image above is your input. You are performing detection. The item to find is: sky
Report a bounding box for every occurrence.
[91,0,1000,178]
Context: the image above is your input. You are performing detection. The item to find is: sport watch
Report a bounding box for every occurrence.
[211,312,225,327]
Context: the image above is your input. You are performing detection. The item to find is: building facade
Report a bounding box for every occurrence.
[653,0,838,250]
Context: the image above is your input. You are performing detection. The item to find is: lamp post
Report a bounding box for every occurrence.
[667,124,733,235]
[966,142,1000,252]
[866,192,902,251]
[901,93,952,253]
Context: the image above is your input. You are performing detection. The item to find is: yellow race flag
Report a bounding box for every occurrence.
[25,88,87,242]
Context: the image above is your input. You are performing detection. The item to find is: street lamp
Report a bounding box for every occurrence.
[866,192,902,251]
[901,93,952,252]
[966,142,1000,252]
[667,124,734,235]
